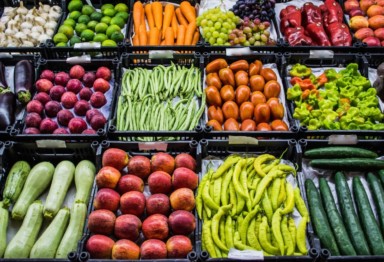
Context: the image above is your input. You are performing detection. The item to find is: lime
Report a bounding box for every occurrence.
[101,3,114,12]
[63,18,76,27]
[69,11,81,21]
[53,33,68,44]
[93,33,108,43]
[58,24,74,39]
[82,5,95,15]
[114,3,129,12]
[103,8,116,17]
[70,35,82,46]
[110,16,125,28]
[78,14,90,24]
[75,23,87,35]
[102,39,117,47]
[68,0,83,12]
[95,22,108,33]
[110,31,124,42]
[87,20,98,31]
[106,24,121,38]
[81,29,95,42]
[115,11,129,22]
[90,11,103,22]
[56,42,68,47]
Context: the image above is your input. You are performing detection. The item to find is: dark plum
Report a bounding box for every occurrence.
[90,91,107,108]
[50,85,66,101]
[24,127,40,134]
[74,100,91,116]
[90,114,106,131]
[79,87,93,101]
[34,92,51,105]
[68,117,87,134]
[39,69,55,82]
[27,100,44,115]
[25,113,42,128]
[86,109,102,123]
[82,129,97,134]
[82,72,96,87]
[66,79,83,94]
[39,118,58,134]
[55,72,70,86]
[53,128,70,134]
[57,110,74,126]
[61,92,78,109]
[44,101,62,117]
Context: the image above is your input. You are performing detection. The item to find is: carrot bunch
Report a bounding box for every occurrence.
[132,1,200,46]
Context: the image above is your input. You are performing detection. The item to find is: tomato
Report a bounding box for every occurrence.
[224,118,240,131]
[249,60,263,76]
[235,85,250,105]
[267,98,284,120]
[229,60,249,72]
[249,75,265,92]
[206,58,228,74]
[271,120,289,131]
[219,68,235,86]
[205,86,222,106]
[264,80,281,99]
[256,122,272,131]
[250,91,266,107]
[235,70,249,87]
[254,103,270,123]
[220,85,235,102]
[222,101,239,120]
[206,73,222,90]
[240,101,254,121]
[260,68,277,82]
[206,119,223,131]
[208,105,224,124]
[241,119,256,131]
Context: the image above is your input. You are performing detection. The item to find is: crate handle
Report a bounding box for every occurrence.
[328,134,358,145]
[66,55,91,64]
[226,47,252,56]
[228,136,258,145]
[74,42,101,50]
[36,140,66,148]
[309,50,334,59]
[148,50,174,59]
[228,248,264,260]
[138,142,168,151]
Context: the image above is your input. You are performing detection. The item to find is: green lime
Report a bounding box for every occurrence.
[70,35,82,46]
[114,3,129,12]
[95,22,108,33]
[68,0,83,12]
[103,8,116,17]
[90,11,103,21]
[82,5,95,15]
[115,11,129,22]
[56,42,68,47]
[69,10,81,21]
[110,31,124,42]
[110,16,125,28]
[81,29,95,42]
[100,16,111,25]
[58,24,74,39]
[102,39,117,47]
[75,23,88,35]
[106,24,121,38]
[78,14,90,24]
[101,3,114,12]
[93,33,108,43]
[63,18,76,27]
[87,20,98,31]
[53,33,68,44]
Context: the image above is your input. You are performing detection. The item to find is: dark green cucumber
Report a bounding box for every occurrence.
[305,147,378,159]
[305,179,340,256]
[319,178,356,255]
[335,172,370,255]
[367,172,384,235]
[353,176,384,255]
[378,170,384,188]
[310,158,384,171]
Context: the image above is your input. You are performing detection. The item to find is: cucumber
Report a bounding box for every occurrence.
[310,158,384,171]
[55,202,87,258]
[319,178,356,255]
[335,172,370,255]
[353,176,384,255]
[367,172,384,234]
[0,202,9,258]
[304,147,378,159]
[305,179,340,256]
[44,161,75,219]
[2,161,31,208]
[11,162,55,220]
[74,160,96,205]
[30,207,70,258]
[4,200,44,258]
[379,170,384,187]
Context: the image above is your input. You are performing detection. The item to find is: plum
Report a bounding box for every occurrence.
[68,117,87,134]
[96,67,112,81]
[49,85,66,101]
[24,127,40,134]
[93,78,110,93]
[69,65,85,79]
[53,128,69,134]
[74,100,91,116]
[83,72,96,87]
[35,79,53,93]
[90,91,107,108]
[79,87,93,101]
[33,92,51,105]
[90,114,106,130]
[66,79,83,94]
[86,109,102,123]
[57,110,74,127]
[39,118,58,134]
[44,101,62,117]
[61,92,78,109]
[82,129,97,134]
[25,113,42,128]
[27,100,44,115]
[55,72,70,86]
[39,69,55,82]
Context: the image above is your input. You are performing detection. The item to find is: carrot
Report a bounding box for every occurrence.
[162,4,175,38]
[133,1,144,34]
[132,34,139,46]
[184,22,196,45]
[144,3,155,30]
[146,30,150,41]
[171,13,178,39]
[161,40,166,45]
[139,24,147,45]
[165,27,174,45]
[175,8,188,27]
[192,30,199,45]
[176,24,186,45]
[180,1,196,23]
[151,2,163,31]
[149,27,160,45]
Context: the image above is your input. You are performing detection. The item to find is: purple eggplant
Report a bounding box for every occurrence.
[0,90,15,130]
[0,62,9,89]
[14,60,33,104]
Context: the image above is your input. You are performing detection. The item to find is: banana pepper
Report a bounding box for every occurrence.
[289,64,312,78]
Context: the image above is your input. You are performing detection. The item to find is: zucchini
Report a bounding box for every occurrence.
[55,202,87,258]
[335,172,370,255]
[74,160,96,205]
[44,161,75,219]
[30,207,70,258]
[353,176,384,255]
[319,178,356,255]
[378,170,384,187]
[4,200,44,258]
[11,162,55,220]
[2,161,31,208]
[0,202,9,258]
[367,172,384,234]
[310,158,384,171]
[305,179,340,256]
[304,147,378,159]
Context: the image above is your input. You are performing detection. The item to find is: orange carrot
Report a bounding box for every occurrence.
[133,1,144,34]
[161,39,166,45]
[149,27,160,45]
[175,8,188,27]
[144,3,155,30]
[165,27,174,45]
[184,22,196,45]
[180,1,196,23]
[162,4,175,38]
[146,30,150,41]
[132,34,139,46]
[192,30,199,45]
[176,24,186,45]
[139,24,147,45]
[151,2,163,31]
[171,13,178,39]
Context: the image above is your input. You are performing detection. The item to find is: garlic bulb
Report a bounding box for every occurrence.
[3,7,16,16]
[14,32,27,40]
[40,3,51,13]
[39,12,48,20]
[0,23,5,33]
[4,28,15,36]
[0,16,10,24]
[34,17,45,26]
[22,40,34,47]
[31,25,44,34]
[21,21,32,29]
[30,31,41,40]
[45,21,57,30]
[48,11,61,21]
[51,6,62,14]
[22,28,31,35]
[46,29,54,36]
[17,1,28,15]
[38,34,50,43]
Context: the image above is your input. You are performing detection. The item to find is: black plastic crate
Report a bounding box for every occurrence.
[76,139,200,261]
[12,57,120,141]
[108,52,204,142]
[196,138,319,261]
[201,52,299,139]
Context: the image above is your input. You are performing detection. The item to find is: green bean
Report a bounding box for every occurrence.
[225,215,234,249]
[240,205,260,244]
[211,204,232,252]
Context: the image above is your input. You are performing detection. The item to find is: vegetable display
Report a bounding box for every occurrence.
[287,63,384,130]
[196,154,308,257]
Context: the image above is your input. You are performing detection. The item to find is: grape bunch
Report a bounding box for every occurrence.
[229,18,276,46]
[230,0,276,21]
[196,7,240,46]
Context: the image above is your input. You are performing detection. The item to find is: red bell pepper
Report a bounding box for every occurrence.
[290,77,316,90]
[306,23,331,46]
[323,0,343,25]
[286,26,313,46]
[326,22,352,46]
[302,3,322,25]
[280,5,302,35]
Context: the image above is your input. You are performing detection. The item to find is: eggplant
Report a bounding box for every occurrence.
[0,90,16,130]
[0,61,9,89]
[14,60,33,104]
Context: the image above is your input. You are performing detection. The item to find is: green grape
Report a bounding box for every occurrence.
[207,20,213,27]
[212,31,220,38]
[209,27,215,33]
[244,41,250,46]
[220,27,227,34]
[209,37,216,45]
[211,15,218,22]
[216,37,224,45]
[214,22,221,29]
[222,22,230,29]
[227,11,235,18]
[201,19,208,27]
[205,31,212,39]
[224,42,231,46]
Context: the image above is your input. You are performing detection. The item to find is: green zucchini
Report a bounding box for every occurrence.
[2,161,31,208]
[55,202,87,258]
[44,161,75,219]
[353,176,384,255]
[378,170,384,188]
[304,147,378,159]
[74,160,96,205]
[11,162,55,220]
[319,178,356,255]
[4,200,44,258]
[0,202,9,258]
[305,179,340,256]
[310,158,384,171]
[367,172,384,234]
[30,207,70,258]
[335,172,370,255]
